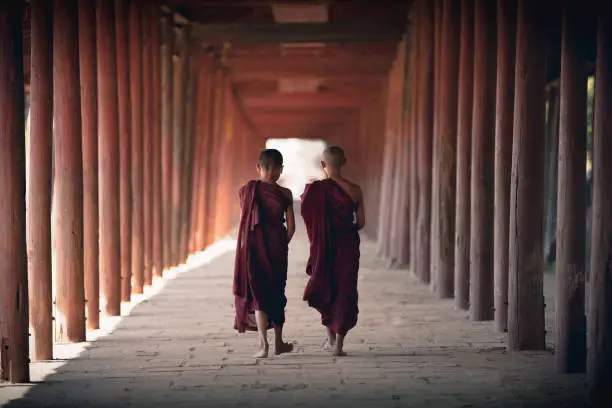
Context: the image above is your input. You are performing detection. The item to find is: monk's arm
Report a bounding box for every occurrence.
[286,193,296,243]
[355,186,366,230]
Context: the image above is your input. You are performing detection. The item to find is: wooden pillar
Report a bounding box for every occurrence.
[409,9,421,273]
[129,0,144,293]
[142,4,153,285]
[507,0,547,351]
[53,0,86,343]
[376,99,396,259]
[97,0,121,316]
[469,0,496,321]
[78,0,99,329]
[171,25,189,265]
[587,7,612,399]
[454,0,474,310]
[0,0,28,383]
[432,0,459,299]
[115,0,132,302]
[493,0,517,332]
[27,0,53,362]
[160,14,173,269]
[151,4,163,277]
[206,69,225,245]
[415,0,434,284]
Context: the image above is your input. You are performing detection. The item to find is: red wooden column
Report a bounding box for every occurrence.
[555,0,589,374]
[142,4,153,285]
[415,0,434,284]
[171,25,189,266]
[587,8,612,400]
[78,0,99,329]
[53,0,86,343]
[409,8,421,273]
[508,0,547,351]
[151,4,164,277]
[454,0,474,310]
[469,0,496,321]
[160,14,173,269]
[432,0,459,299]
[115,0,132,301]
[97,0,121,316]
[207,69,225,245]
[129,0,144,293]
[493,0,517,332]
[27,0,53,362]
[0,0,28,383]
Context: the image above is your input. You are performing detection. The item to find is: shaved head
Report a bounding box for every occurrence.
[322,146,346,168]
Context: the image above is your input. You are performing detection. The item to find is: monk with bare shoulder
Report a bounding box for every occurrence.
[301,146,365,357]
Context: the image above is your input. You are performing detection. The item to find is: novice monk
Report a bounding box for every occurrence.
[233,149,295,358]
[301,146,365,357]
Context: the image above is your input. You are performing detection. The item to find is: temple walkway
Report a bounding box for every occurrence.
[0,212,590,407]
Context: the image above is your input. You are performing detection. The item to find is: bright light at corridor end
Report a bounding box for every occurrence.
[265,138,327,199]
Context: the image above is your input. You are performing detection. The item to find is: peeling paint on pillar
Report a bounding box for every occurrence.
[0,0,29,383]
[53,0,86,343]
[453,0,474,311]
[115,0,132,302]
[27,0,53,362]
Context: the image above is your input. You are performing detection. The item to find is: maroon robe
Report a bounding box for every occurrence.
[301,179,360,336]
[233,180,291,332]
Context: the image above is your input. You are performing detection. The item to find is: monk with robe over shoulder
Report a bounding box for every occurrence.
[301,146,365,356]
[233,149,295,358]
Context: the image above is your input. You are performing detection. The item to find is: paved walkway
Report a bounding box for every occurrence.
[1,212,591,407]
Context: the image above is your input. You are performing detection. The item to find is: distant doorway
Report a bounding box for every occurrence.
[265,138,327,199]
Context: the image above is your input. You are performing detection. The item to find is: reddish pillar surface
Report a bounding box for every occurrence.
[78,0,99,329]
[171,26,189,265]
[151,5,164,277]
[469,0,496,321]
[432,0,459,299]
[53,0,86,343]
[375,95,396,259]
[160,15,173,269]
[206,70,225,245]
[508,0,547,351]
[115,0,132,302]
[129,0,144,293]
[97,0,121,316]
[587,8,612,400]
[493,0,517,332]
[454,0,474,310]
[27,0,53,362]
[142,5,153,285]
[409,9,421,273]
[415,0,434,284]
[0,0,29,383]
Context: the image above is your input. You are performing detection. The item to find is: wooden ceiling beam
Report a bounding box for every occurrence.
[242,92,371,109]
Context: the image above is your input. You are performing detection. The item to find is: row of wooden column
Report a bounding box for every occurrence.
[376,0,611,400]
[0,0,250,384]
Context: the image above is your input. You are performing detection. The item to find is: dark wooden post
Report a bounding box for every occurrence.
[115,0,132,302]
[555,0,589,374]
[53,0,86,343]
[469,0,496,321]
[409,8,421,274]
[28,0,53,362]
[78,0,99,330]
[433,0,459,299]
[171,25,189,265]
[415,0,434,284]
[454,0,474,310]
[206,69,225,245]
[97,0,121,316]
[142,4,153,285]
[151,4,164,277]
[129,0,144,293]
[160,14,173,270]
[508,0,547,351]
[376,100,396,260]
[0,0,29,383]
[493,0,517,332]
[587,7,612,400]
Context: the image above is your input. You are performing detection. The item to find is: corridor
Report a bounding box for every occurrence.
[0,212,589,407]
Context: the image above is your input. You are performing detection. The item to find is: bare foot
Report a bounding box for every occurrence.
[322,339,334,351]
[332,349,347,357]
[274,342,293,355]
[254,346,269,358]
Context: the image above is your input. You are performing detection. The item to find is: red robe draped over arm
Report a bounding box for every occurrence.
[233,180,291,332]
[301,179,360,336]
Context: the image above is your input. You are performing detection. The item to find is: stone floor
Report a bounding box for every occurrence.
[0,214,592,407]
